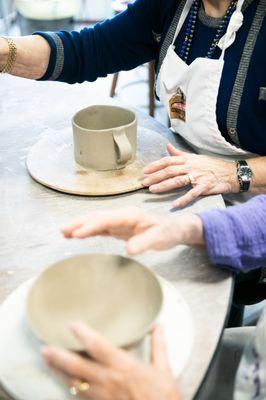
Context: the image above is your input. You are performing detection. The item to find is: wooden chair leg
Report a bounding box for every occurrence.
[148,61,155,117]
[110,72,119,98]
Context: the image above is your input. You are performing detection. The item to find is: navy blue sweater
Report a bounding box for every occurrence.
[36,0,266,155]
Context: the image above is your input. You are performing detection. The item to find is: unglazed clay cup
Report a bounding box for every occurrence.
[26,254,163,351]
[72,105,137,171]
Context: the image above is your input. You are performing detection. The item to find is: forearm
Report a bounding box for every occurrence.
[198,196,266,272]
[0,35,50,79]
[176,214,205,247]
[0,0,158,84]
[248,157,266,193]
[35,0,158,84]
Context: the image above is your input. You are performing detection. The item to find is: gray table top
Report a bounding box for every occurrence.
[0,75,232,400]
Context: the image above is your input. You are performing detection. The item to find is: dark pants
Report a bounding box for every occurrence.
[228,268,266,327]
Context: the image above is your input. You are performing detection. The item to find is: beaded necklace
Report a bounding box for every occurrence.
[179,0,237,63]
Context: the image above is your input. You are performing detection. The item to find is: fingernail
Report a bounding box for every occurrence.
[70,321,82,331]
[62,233,72,239]
[149,185,160,192]
[41,347,50,357]
[128,245,136,255]
[70,321,89,335]
[142,179,149,186]
[71,232,80,238]
[127,242,138,256]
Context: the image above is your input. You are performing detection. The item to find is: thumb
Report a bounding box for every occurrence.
[167,143,184,157]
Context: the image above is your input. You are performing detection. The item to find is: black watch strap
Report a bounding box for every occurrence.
[236,160,251,192]
[240,179,250,192]
[237,160,248,167]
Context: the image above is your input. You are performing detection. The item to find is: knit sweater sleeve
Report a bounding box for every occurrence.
[33,0,162,84]
[198,196,266,273]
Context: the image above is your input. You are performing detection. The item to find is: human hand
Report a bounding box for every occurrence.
[61,207,204,255]
[42,323,180,400]
[0,37,9,70]
[142,144,239,208]
[0,35,50,78]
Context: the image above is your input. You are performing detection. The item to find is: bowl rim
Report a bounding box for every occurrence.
[72,105,137,133]
[26,253,164,350]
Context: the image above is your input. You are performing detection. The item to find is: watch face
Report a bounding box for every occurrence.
[239,165,253,180]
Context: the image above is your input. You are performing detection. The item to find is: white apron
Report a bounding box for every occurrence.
[156,0,257,160]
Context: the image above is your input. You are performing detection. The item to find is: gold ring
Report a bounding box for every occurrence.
[187,174,197,186]
[70,380,90,396]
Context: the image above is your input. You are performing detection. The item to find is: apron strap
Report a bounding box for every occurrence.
[156,0,187,77]
[156,0,249,74]
[219,0,246,59]
[172,0,194,44]
[226,0,266,144]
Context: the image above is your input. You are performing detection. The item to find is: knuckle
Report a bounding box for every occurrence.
[161,156,171,163]
[165,157,175,165]
[173,177,182,185]
[69,359,83,374]
[165,166,177,175]
[206,182,213,191]
[178,200,186,207]
[172,178,181,187]
[191,192,198,200]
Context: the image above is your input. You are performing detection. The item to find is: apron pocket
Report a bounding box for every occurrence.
[259,87,266,101]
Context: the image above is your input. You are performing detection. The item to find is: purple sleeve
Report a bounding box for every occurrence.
[198,195,266,273]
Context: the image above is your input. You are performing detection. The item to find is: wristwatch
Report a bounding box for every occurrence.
[235,160,253,192]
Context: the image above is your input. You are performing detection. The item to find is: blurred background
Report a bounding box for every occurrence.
[0,0,167,124]
[0,0,112,34]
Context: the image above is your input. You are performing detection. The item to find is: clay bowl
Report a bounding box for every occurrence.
[26,254,163,351]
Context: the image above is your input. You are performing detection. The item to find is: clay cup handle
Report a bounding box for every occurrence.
[113,129,133,167]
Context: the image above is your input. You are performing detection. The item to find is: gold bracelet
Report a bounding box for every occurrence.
[0,37,17,74]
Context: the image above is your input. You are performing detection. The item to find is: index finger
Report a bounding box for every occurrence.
[61,220,84,238]
[61,208,143,239]
[70,210,145,239]
[172,184,206,209]
[70,322,132,367]
[143,156,185,175]
[42,345,105,383]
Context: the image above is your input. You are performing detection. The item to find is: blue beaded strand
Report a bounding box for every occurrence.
[179,0,199,62]
[206,0,237,58]
[178,0,237,63]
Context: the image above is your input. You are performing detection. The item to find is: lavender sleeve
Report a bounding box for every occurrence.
[198,195,266,273]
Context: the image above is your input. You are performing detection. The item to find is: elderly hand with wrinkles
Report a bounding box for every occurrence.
[42,323,180,400]
[142,143,239,208]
